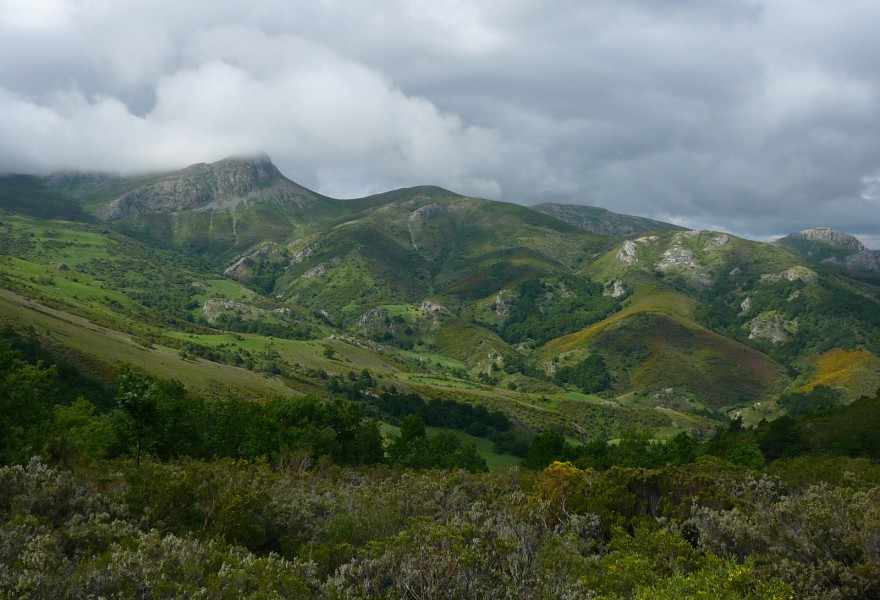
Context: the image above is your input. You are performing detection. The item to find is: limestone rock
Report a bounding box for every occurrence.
[746,311,798,344]
[100,153,323,221]
[494,291,511,317]
[760,266,817,284]
[303,264,327,279]
[616,240,639,264]
[787,227,867,253]
[658,246,696,270]
[824,249,880,273]
[409,203,445,223]
[604,280,626,298]
[224,242,286,278]
[201,298,294,325]
[420,299,450,323]
[293,243,319,264]
[356,308,396,334]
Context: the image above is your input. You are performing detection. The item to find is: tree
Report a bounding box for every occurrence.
[523,430,570,470]
[115,366,159,468]
[400,414,427,442]
[759,416,808,461]
[556,354,611,394]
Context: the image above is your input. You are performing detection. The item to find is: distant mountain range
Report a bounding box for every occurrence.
[1,153,879,443]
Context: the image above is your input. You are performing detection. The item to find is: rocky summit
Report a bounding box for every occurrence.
[785,227,867,253]
[779,227,880,272]
[98,153,325,221]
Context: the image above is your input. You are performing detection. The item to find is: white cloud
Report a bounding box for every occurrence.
[0,0,879,239]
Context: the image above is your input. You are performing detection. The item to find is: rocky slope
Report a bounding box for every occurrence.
[784,227,867,253]
[778,227,880,272]
[531,202,686,237]
[97,153,330,221]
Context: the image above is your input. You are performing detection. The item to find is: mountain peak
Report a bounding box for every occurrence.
[784,227,867,253]
[214,151,274,168]
[99,152,297,221]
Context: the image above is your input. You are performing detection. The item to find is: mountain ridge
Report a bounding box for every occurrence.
[778,226,880,273]
[2,153,880,441]
[531,202,687,237]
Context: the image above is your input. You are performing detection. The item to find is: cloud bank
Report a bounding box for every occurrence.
[1,0,879,243]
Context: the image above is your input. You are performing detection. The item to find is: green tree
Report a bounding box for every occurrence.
[115,366,159,468]
[523,430,570,470]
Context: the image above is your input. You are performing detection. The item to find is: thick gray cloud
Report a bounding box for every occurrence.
[1,0,879,245]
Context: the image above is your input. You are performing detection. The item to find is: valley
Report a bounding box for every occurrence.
[2,154,880,465]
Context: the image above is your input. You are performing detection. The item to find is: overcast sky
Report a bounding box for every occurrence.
[2,0,880,246]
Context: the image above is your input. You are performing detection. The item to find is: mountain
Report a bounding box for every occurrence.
[96,153,327,220]
[44,154,343,260]
[777,227,880,273]
[3,155,880,447]
[531,202,687,237]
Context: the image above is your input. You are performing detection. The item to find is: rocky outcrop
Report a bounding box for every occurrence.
[704,233,729,248]
[603,280,626,298]
[293,243,319,264]
[746,311,798,344]
[99,154,323,221]
[409,203,446,223]
[420,299,450,323]
[494,291,511,317]
[356,308,398,335]
[616,240,639,264]
[302,265,327,279]
[787,227,867,253]
[658,246,696,270]
[202,298,290,325]
[224,242,287,278]
[824,249,880,273]
[760,266,817,284]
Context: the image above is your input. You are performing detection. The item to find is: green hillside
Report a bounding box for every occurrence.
[2,157,880,447]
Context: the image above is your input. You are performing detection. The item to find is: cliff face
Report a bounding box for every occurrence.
[99,154,324,221]
[779,227,880,273]
[827,249,880,273]
[786,227,867,253]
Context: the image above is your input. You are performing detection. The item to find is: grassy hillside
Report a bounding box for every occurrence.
[3,158,880,444]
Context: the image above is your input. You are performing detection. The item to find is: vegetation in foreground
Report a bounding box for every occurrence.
[2,324,879,599]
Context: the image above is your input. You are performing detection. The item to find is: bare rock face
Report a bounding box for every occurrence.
[202,298,294,325]
[740,297,752,314]
[616,240,639,264]
[409,203,445,223]
[603,280,626,298]
[224,256,256,278]
[293,243,319,264]
[420,299,450,323]
[746,311,798,343]
[787,227,867,253]
[224,242,286,278]
[658,246,696,270]
[704,233,729,248]
[356,308,397,335]
[302,264,327,279]
[100,154,320,220]
[760,266,817,284]
[494,291,511,317]
[825,249,880,273]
